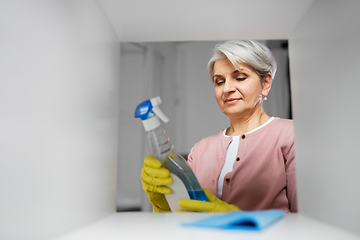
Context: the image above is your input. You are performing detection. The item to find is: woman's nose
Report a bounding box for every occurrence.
[223,79,235,93]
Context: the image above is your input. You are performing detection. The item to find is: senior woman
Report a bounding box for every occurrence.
[141,40,297,213]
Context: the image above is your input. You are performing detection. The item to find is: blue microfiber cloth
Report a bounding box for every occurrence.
[182,209,285,231]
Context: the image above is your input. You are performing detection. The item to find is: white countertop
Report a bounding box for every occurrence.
[53,212,360,240]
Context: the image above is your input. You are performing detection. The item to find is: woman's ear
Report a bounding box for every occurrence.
[261,73,273,97]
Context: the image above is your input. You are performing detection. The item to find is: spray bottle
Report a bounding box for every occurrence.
[135,96,208,211]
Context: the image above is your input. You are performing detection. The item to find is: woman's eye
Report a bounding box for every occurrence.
[215,79,225,86]
[236,77,246,81]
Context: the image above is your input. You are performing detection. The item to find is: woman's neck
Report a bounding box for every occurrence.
[226,110,270,136]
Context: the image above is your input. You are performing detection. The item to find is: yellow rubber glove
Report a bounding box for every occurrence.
[141,156,172,212]
[178,188,240,212]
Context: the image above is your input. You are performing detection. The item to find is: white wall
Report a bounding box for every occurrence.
[116,42,180,211]
[264,42,292,119]
[289,0,360,235]
[145,42,179,145]
[116,43,145,211]
[174,41,229,153]
[0,1,119,239]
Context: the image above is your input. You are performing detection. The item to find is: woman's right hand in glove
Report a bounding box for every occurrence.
[141,156,172,212]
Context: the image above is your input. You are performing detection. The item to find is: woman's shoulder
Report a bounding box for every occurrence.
[266,117,294,142]
[188,130,228,163]
[190,130,229,154]
[193,130,225,146]
[270,117,294,130]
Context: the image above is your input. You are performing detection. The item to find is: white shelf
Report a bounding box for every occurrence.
[53,212,360,240]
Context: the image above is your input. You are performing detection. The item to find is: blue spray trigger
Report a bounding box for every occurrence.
[135,96,169,125]
[134,99,154,120]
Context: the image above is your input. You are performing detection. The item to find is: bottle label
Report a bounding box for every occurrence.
[165,173,190,212]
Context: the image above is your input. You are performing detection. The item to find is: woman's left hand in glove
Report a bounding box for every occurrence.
[177,188,240,212]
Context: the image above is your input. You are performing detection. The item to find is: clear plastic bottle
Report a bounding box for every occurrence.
[147,125,208,201]
[135,96,207,211]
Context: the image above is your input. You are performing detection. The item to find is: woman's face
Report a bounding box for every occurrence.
[213,58,271,119]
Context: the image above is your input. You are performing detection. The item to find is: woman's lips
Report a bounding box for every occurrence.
[225,98,241,104]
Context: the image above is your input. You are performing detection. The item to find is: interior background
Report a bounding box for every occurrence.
[117,40,291,212]
[1,0,359,239]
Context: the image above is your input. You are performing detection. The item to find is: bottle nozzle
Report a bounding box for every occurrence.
[135,96,169,131]
[150,97,169,123]
[152,106,169,123]
[150,96,162,107]
[135,96,169,123]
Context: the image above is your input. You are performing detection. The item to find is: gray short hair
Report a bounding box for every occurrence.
[207,40,277,82]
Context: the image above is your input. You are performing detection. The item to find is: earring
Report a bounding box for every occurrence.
[263,96,267,101]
